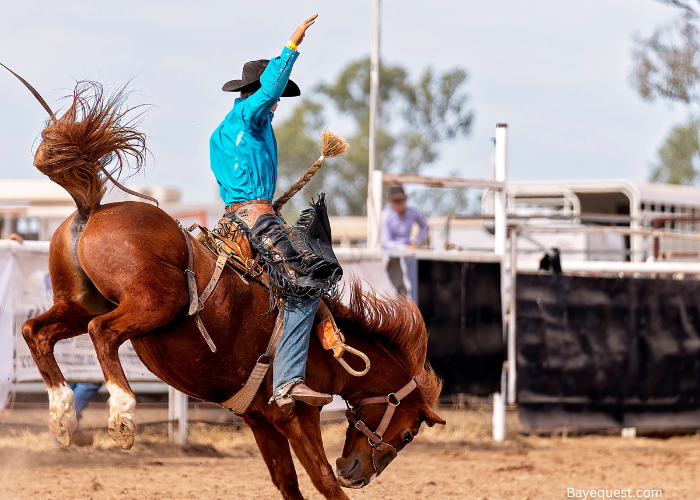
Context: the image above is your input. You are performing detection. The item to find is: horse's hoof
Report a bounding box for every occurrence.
[49,420,72,446]
[47,383,77,446]
[108,416,134,450]
[106,382,136,450]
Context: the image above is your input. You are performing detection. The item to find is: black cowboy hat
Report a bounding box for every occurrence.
[222,59,300,97]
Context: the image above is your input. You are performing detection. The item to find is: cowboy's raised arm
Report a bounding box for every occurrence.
[243,15,317,124]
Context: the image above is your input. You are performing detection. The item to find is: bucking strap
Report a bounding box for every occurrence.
[219,302,286,414]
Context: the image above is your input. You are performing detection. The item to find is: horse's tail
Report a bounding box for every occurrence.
[33,81,149,219]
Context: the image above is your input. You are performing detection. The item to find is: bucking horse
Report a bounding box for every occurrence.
[8,69,445,499]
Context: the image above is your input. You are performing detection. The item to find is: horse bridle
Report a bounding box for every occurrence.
[344,378,417,475]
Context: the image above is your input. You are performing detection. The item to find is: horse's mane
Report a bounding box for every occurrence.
[328,278,442,407]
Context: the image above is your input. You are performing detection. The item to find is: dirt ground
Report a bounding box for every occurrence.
[1,408,699,500]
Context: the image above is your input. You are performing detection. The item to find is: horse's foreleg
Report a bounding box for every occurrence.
[87,299,180,450]
[21,300,95,445]
[280,405,351,500]
[244,414,305,500]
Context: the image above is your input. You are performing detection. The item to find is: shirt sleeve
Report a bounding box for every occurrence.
[410,208,429,246]
[380,208,404,250]
[242,46,299,125]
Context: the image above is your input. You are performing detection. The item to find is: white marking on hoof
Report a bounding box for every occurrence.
[47,382,77,446]
[106,381,136,450]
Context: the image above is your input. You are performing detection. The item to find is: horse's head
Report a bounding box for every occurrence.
[335,375,446,489]
[329,278,445,488]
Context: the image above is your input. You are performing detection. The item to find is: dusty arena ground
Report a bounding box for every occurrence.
[1,408,699,500]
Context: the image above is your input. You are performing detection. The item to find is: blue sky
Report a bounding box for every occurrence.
[0,0,689,202]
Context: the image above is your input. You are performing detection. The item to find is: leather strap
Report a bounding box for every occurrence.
[195,314,217,353]
[248,253,262,275]
[345,378,417,447]
[218,302,285,413]
[198,253,228,309]
[181,225,220,353]
[346,410,384,447]
[183,229,199,316]
[225,198,273,213]
[355,379,417,409]
[225,199,275,229]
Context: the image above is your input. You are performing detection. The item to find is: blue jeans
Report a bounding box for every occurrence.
[273,296,321,395]
[69,382,102,425]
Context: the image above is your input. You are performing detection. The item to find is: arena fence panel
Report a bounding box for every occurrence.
[517,272,700,429]
[419,260,504,397]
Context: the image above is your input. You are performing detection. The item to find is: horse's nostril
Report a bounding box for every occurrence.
[335,457,348,472]
[336,457,359,476]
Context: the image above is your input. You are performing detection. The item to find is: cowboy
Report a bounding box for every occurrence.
[210,14,336,409]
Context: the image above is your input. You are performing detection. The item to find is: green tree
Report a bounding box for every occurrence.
[274,57,474,217]
[650,118,700,184]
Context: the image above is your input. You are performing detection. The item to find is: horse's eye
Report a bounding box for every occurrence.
[403,431,413,443]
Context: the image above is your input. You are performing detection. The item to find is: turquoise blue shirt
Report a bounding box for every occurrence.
[210,46,300,206]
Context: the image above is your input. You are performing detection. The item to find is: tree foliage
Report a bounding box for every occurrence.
[631,12,700,104]
[650,117,700,184]
[273,58,474,217]
[631,1,700,184]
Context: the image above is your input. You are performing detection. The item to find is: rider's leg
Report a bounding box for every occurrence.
[242,210,334,408]
[273,295,331,408]
[68,382,102,426]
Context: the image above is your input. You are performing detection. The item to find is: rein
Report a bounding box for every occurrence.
[344,378,417,475]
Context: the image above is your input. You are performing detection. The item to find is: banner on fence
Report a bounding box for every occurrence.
[0,250,13,409]
[3,245,403,387]
[1,242,158,384]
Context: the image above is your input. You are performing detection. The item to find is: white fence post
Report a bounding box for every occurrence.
[507,227,518,405]
[367,170,383,250]
[168,386,188,446]
[367,0,381,252]
[493,123,508,442]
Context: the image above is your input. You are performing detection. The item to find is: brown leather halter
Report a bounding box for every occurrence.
[344,378,417,475]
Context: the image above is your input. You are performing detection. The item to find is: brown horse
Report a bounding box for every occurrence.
[20,83,445,500]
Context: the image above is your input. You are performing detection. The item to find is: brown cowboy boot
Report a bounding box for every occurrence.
[276,382,333,409]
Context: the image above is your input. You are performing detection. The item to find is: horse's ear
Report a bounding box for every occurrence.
[423,407,446,427]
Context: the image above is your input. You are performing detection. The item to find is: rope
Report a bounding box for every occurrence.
[273,130,348,215]
[273,156,324,215]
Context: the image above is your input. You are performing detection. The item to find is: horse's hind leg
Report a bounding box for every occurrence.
[21,300,96,445]
[244,414,304,500]
[87,297,183,450]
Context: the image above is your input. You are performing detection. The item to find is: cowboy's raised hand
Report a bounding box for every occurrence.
[290,14,318,46]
